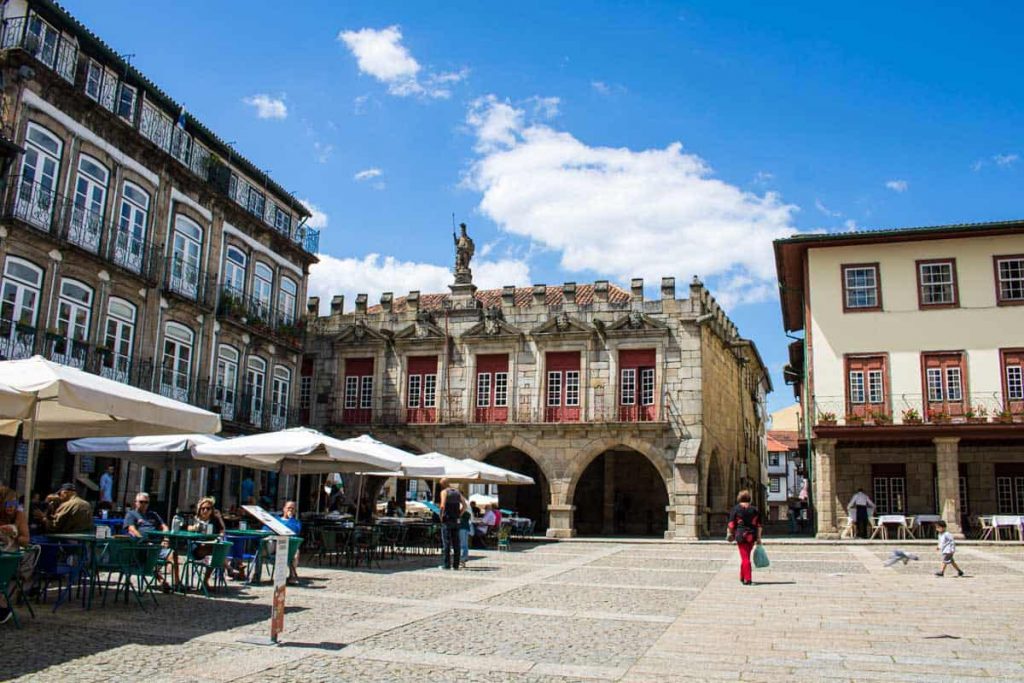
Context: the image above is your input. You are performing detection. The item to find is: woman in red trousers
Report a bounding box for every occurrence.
[726,489,763,585]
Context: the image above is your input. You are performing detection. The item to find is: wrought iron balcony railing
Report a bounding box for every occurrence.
[0,16,77,84]
[163,255,215,310]
[809,392,1024,428]
[216,285,305,347]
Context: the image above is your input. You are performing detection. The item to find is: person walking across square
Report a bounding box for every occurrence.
[934,520,964,577]
[439,479,465,570]
[726,489,762,586]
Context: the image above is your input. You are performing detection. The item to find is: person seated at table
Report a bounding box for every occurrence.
[123,492,173,590]
[27,492,44,535]
[262,500,301,584]
[35,483,93,534]
[470,501,481,519]
[473,504,497,548]
[492,505,503,529]
[0,480,36,625]
[189,497,230,588]
[385,497,398,517]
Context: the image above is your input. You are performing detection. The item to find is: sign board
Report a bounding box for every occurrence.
[241,505,295,536]
[14,441,28,466]
[270,535,289,641]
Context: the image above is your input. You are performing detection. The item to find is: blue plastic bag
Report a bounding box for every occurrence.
[753,544,769,568]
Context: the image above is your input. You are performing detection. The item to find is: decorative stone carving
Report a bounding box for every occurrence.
[453,222,475,285]
[555,312,572,332]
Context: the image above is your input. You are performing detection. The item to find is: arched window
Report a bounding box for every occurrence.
[1,257,44,359]
[51,278,93,368]
[223,246,247,296]
[215,344,240,420]
[278,276,297,325]
[114,181,150,273]
[271,365,291,429]
[253,262,273,321]
[169,215,204,300]
[17,122,63,231]
[161,322,194,401]
[102,297,136,383]
[69,154,109,252]
[245,356,267,427]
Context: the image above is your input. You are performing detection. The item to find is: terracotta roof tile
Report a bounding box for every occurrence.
[767,430,799,451]
[366,284,632,314]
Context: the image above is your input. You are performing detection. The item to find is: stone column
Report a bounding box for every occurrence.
[814,438,839,539]
[602,452,616,534]
[668,463,699,540]
[546,477,576,538]
[933,437,963,537]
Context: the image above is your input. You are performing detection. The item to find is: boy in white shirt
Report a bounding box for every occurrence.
[934,520,964,577]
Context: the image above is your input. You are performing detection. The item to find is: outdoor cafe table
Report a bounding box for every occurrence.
[912,514,942,538]
[870,515,916,540]
[989,515,1024,542]
[144,529,218,591]
[94,517,125,535]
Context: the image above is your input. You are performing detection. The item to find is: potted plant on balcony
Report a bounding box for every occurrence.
[46,328,67,354]
[94,344,113,367]
[901,408,923,425]
[872,409,892,425]
[929,409,951,424]
[966,405,988,424]
[846,413,865,426]
[817,411,837,426]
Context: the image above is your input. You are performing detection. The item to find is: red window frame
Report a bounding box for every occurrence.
[993,254,1024,306]
[618,349,657,421]
[475,353,509,423]
[844,354,889,419]
[544,351,580,422]
[1000,348,1024,415]
[915,258,959,309]
[841,263,882,313]
[342,357,373,424]
[920,352,968,419]
[406,355,437,424]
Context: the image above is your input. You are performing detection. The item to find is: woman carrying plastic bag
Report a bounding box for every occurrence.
[726,489,764,585]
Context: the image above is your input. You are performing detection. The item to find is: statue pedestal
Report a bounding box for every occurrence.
[448,281,477,299]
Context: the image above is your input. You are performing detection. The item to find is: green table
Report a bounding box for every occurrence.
[45,533,102,609]
[225,530,272,583]
[144,530,219,591]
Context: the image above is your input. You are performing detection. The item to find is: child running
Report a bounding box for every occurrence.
[934,520,964,577]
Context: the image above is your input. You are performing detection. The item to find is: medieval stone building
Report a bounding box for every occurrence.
[302,225,770,539]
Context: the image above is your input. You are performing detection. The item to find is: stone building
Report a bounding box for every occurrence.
[302,225,770,539]
[0,0,316,511]
[775,221,1024,538]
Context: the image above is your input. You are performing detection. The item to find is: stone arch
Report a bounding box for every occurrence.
[702,448,730,536]
[564,435,672,503]
[465,435,556,486]
[468,437,553,534]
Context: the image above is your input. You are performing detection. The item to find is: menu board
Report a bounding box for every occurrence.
[242,505,296,536]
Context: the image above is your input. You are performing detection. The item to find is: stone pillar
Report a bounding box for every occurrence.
[813,438,839,539]
[668,463,700,540]
[933,437,963,537]
[546,477,575,538]
[602,452,616,534]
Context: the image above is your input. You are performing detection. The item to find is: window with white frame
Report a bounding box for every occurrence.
[620,368,636,405]
[849,370,866,404]
[69,155,109,251]
[407,374,422,408]
[116,84,137,122]
[223,246,246,295]
[215,345,239,415]
[424,374,437,408]
[114,182,150,273]
[770,477,781,493]
[493,372,507,407]
[278,277,297,324]
[918,260,957,306]
[477,372,492,408]
[85,59,103,100]
[640,367,655,406]
[769,453,779,467]
[843,264,880,310]
[299,375,312,410]
[546,371,562,407]
[18,123,62,229]
[272,366,291,424]
[946,366,963,402]
[344,376,359,409]
[565,370,580,406]
[253,262,273,319]
[102,297,135,382]
[995,256,1024,303]
[161,322,193,400]
[360,376,373,409]
[1,257,43,329]
[56,279,93,343]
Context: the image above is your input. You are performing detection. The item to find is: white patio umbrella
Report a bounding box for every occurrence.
[0,356,222,502]
[359,450,478,481]
[67,434,224,470]
[340,435,446,479]
[461,459,536,485]
[0,381,32,432]
[192,428,408,475]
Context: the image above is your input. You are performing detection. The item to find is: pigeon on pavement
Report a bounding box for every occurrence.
[883,549,920,567]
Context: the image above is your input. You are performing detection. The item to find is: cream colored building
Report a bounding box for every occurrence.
[775,221,1024,537]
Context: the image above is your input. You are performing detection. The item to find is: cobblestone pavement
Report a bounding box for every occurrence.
[2,540,1022,682]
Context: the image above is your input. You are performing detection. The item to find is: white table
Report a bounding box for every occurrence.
[990,515,1024,542]
[913,514,942,538]
[871,514,915,540]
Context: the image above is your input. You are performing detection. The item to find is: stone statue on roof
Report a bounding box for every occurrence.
[453,222,475,284]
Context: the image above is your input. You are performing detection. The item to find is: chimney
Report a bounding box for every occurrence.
[563,282,576,304]
[631,278,644,302]
[661,277,676,300]
[532,284,546,306]
[407,290,420,312]
[380,292,393,313]
[329,295,344,314]
[502,285,516,307]
[594,280,609,303]
[307,296,320,316]
[355,293,368,313]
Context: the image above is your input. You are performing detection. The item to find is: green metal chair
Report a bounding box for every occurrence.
[258,536,304,581]
[497,524,512,552]
[0,553,33,628]
[111,543,163,611]
[183,541,231,597]
[318,528,340,567]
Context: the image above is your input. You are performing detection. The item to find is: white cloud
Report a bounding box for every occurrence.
[814,199,842,218]
[464,96,797,307]
[307,253,530,314]
[354,168,383,181]
[591,80,611,95]
[970,159,985,172]
[993,153,1019,167]
[843,219,858,232]
[242,94,288,120]
[313,141,334,164]
[527,96,560,119]
[299,199,329,231]
[338,26,466,99]
[885,179,908,193]
[753,171,774,184]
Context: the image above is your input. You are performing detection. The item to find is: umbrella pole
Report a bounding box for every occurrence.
[22,399,40,505]
[316,473,322,512]
[355,475,365,523]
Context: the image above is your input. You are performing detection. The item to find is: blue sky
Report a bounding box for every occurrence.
[63,1,1024,412]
